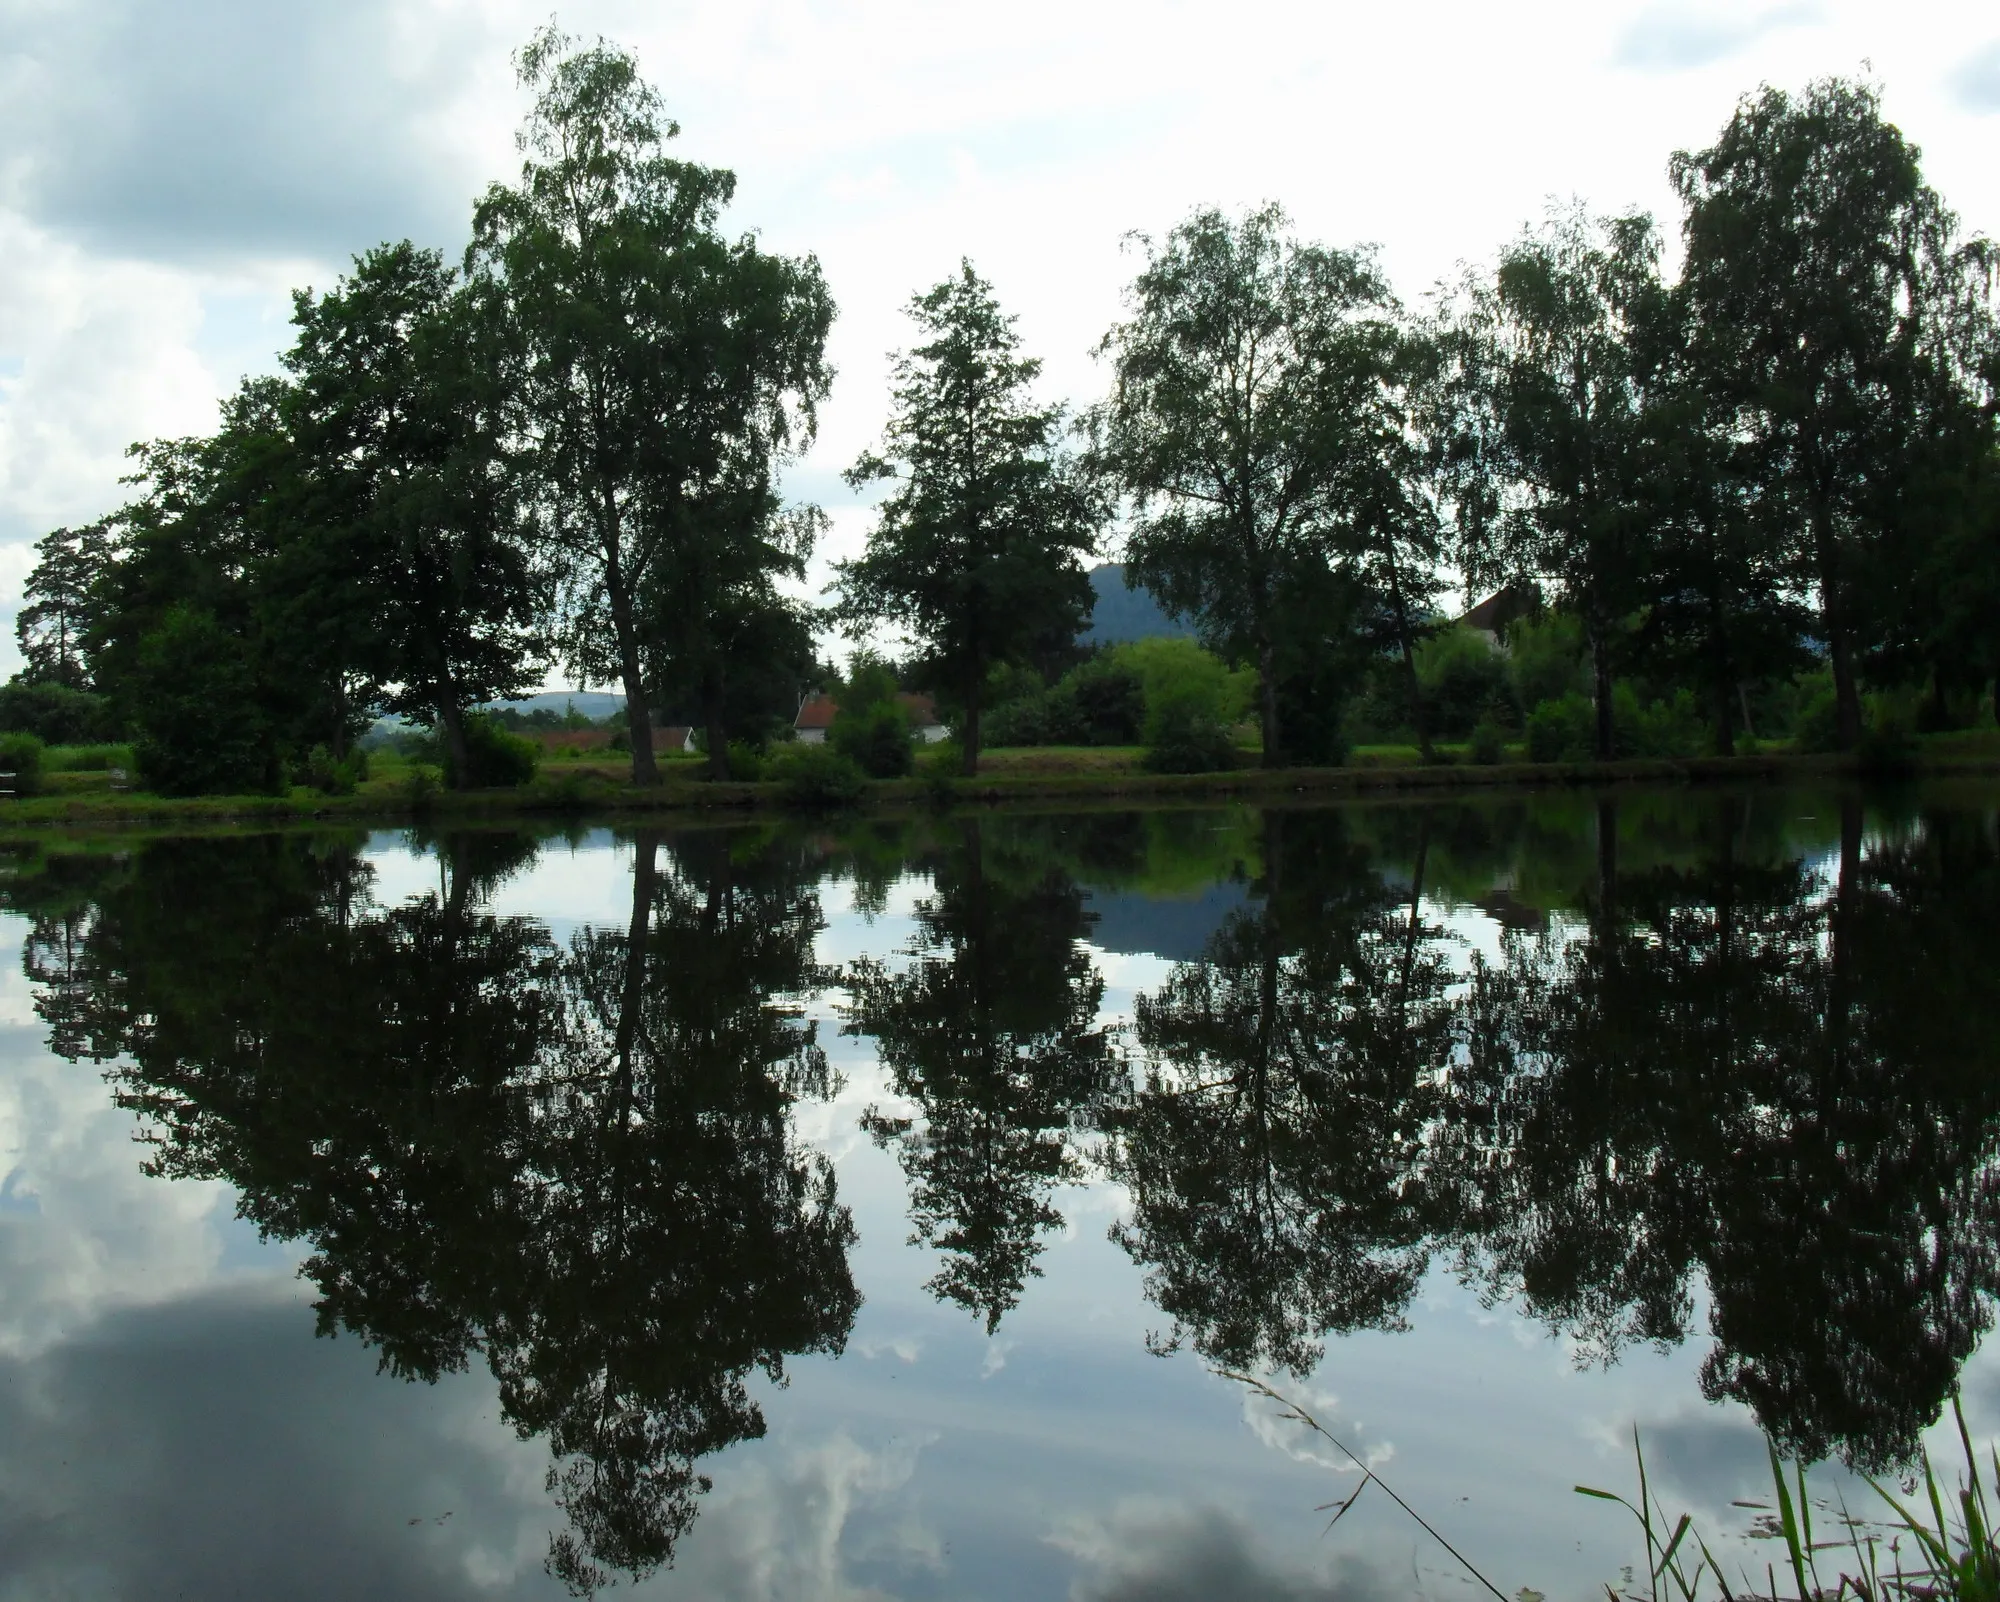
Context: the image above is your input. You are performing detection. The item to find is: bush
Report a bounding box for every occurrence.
[0,680,118,745]
[1506,611,1589,711]
[1415,627,1512,738]
[1064,658,1145,744]
[1792,682,1843,754]
[1858,693,1919,773]
[42,742,133,773]
[1526,693,1595,763]
[832,701,914,778]
[302,743,368,795]
[1469,718,1508,766]
[0,732,45,798]
[450,714,539,789]
[1143,702,1239,773]
[721,740,765,782]
[768,742,866,807]
[129,606,274,796]
[1614,685,1702,759]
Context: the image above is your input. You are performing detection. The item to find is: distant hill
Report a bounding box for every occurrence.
[486,689,626,720]
[1083,564,1196,645]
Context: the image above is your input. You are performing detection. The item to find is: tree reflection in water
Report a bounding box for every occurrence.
[23,828,857,1594]
[1112,798,2000,1470]
[842,816,1123,1332]
[11,791,2000,1557]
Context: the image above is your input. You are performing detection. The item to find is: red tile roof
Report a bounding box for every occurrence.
[794,693,838,731]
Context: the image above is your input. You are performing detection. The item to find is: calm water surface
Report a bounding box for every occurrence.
[0,788,1994,1599]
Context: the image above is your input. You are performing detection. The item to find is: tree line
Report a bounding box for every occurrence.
[10,34,1997,792]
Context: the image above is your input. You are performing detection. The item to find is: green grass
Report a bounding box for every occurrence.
[0,734,1993,838]
[41,742,135,773]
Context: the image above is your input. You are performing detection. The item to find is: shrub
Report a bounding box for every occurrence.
[1505,611,1588,711]
[768,742,866,807]
[302,743,369,795]
[1064,658,1145,744]
[721,740,765,782]
[1614,685,1702,759]
[129,606,274,796]
[1526,693,1595,763]
[0,681,118,745]
[1792,682,1843,754]
[1143,702,1238,773]
[1415,626,1512,738]
[833,701,914,778]
[918,739,964,802]
[450,714,539,789]
[1468,718,1508,766]
[0,732,45,797]
[42,742,133,773]
[1115,637,1255,737]
[1858,694,1919,773]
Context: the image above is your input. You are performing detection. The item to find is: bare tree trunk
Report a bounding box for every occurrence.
[436,695,472,788]
[1810,499,1862,751]
[606,567,658,786]
[1590,621,1615,763]
[1387,550,1431,761]
[1257,631,1280,769]
[702,661,729,781]
[960,676,982,779]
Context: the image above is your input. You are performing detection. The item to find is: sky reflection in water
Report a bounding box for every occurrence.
[0,788,1994,1599]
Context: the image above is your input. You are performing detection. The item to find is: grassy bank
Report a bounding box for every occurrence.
[0,731,1996,838]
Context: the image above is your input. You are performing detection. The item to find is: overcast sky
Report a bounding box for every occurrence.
[1,0,1996,676]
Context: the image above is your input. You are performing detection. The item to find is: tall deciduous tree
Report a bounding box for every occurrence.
[15,523,112,690]
[1671,78,1990,750]
[1094,205,1396,767]
[1442,205,1664,762]
[470,27,832,785]
[282,241,544,782]
[837,262,1099,775]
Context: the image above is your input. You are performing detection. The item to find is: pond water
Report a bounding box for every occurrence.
[0,787,1995,1600]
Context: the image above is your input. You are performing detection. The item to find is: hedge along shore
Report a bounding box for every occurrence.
[0,747,1996,840]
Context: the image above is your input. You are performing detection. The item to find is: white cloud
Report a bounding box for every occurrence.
[4,0,2000,667]
[1953,40,2000,111]
[1613,3,1825,72]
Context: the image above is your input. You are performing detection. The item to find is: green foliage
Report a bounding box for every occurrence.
[128,606,274,797]
[1142,702,1239,773]
[832,700,914,779]
[836,262,1100,772]
[1114,638,1253,738]
[1441,203,1666,762]
[1673,78,1986,752]
[1857,693,1920,774]
[722,740,766,782]
[0,732,45,797]
[449,713,539,789]
[1468,717,1508,765]
[0,679,118,745]
[14,522,112,690]
[301,743,368,795]
[1524,686,1700,762]
[42,742,133,773]
[470,25,833,784]
[768,741,866,807]
[983,654,1146,749]
[1792,679,1843,755]
[1526,693,1596,763]
[1415,626,1511,738]
[1506,611,1588,711]
[1613,684,1702,759]
[1094,203,1400,766]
